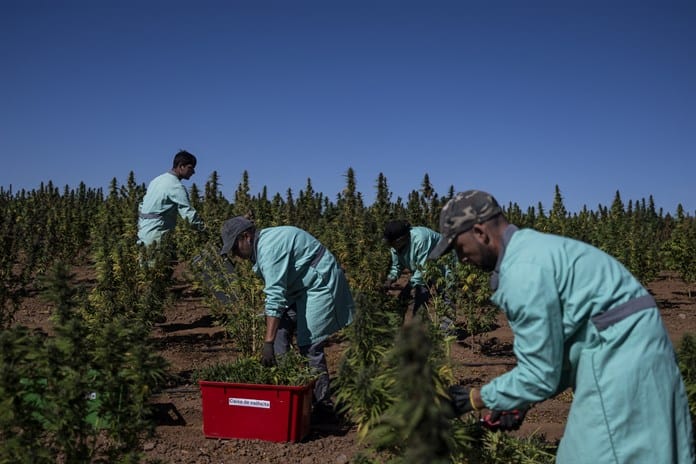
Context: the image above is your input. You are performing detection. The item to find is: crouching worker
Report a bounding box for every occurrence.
[430,190,694,463]
[220,217,355,416]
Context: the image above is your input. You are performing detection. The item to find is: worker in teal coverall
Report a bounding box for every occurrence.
[137,150,204,247]
[220,216,355,414]
[383,220,453,330]
[383,220,442,310]
[429,190,694,463]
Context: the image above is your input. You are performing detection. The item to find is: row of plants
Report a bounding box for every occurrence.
[2,170,695,329]
[2,168,695,462]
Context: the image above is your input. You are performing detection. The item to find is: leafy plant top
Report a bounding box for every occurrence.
[193,350,319,386]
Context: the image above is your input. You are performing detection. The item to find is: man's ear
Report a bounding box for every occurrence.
[472,223,489,244]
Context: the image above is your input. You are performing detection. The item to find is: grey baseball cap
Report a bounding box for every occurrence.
[220,216,254,256]
[428,190,502,259]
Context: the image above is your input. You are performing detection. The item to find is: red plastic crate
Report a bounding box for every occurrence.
[199,380,313,442]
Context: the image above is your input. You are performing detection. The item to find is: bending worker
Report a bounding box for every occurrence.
[383,219,449,323]
[137,150,204,247]
[220,216,355,414]
[429,190,694,463]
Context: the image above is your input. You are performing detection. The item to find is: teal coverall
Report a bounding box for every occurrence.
[480,226,694,463]
[252,226,354,403]
[252,226,354,346]
[387,226,443,287]
[137,171,203,246]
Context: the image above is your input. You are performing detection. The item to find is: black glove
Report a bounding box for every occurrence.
[398,282,413,301]
[261,341,276,367]
[448,385,474,416]
[413,285,431,309]
[482,407,529,431]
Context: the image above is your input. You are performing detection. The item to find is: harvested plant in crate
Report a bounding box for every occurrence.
[192,349,319,386]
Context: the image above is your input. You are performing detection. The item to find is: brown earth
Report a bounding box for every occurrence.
[13,268,696,464]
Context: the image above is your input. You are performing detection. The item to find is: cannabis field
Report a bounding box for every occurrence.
[2,169,696,463]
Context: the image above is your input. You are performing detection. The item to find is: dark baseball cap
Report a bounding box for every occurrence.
[220,216,254,256]
[428,190,502,259]
[383,220,411,243]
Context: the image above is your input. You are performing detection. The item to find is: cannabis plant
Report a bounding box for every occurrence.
[334,290,401,439]
[471,429,556,464]
[0,326,53,464]
[448,263,497,350]
[189,245,265,357]
[363,316,472,464]
[678,334,696,418]
[0,262,169,463]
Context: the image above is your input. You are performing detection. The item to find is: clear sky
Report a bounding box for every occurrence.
[2,0,695,215]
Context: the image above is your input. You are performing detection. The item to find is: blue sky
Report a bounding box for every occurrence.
[2,0,695,214]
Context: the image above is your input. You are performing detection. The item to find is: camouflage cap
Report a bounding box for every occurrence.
[220,216,254,256]
[428,190,502,259]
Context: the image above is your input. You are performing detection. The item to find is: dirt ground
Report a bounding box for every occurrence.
[13,268,696,464]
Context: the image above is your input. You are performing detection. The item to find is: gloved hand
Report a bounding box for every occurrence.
[398,282,413,301]
[448,384,475,416]
[482,407,529,431]
[261,341,276,367]
[413,285,431,309]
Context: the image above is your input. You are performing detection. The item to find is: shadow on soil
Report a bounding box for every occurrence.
[158,314,219,333]
[479,337,514,357]
[151,402,187,426]
[306,421,353,440]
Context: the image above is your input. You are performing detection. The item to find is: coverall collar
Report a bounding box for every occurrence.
[490,224,519,291]
[250,229,261,264]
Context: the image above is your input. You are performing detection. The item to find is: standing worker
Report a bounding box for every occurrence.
[429,190,694,463]
[137,150,204,247]
[383,220,453,328]
[220,216,355,416]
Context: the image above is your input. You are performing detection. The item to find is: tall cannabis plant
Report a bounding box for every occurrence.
[189,244,266,357]
[88,235,172,325]
[40,262,98,462]
[362,316,471,464]
[447,262,497,350]
[0,327,52,464]
[334,290,401,439]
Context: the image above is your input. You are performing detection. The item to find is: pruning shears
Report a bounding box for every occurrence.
[478,409,527,431]
[479,413,502,430]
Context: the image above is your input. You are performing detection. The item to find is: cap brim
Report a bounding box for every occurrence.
[220,242,233,256]
[428,236,452,260]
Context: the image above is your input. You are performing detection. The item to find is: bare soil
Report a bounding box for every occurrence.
[13,268,696,464]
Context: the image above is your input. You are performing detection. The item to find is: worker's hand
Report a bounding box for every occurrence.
[261,341,276,367]
[448,384,475,416]
[414,285,430,297]
[482,407,529,431]
[413,285,430,307]
[398,282,413,301]
[382,278,396,291]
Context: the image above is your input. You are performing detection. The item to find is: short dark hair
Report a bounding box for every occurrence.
[173,150,197,169]
[384,220,411,243]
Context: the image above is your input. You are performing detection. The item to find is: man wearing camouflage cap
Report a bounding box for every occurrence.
[429,190,693,463]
